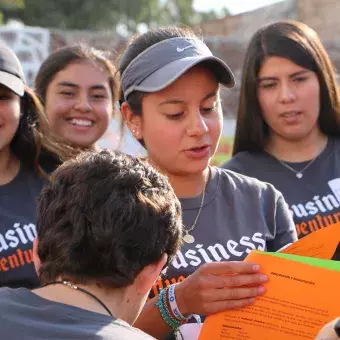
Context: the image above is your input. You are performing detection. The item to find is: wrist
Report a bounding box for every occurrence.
[174,281,190,316]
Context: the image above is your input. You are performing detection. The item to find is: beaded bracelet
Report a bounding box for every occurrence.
[156,289,182,329]
[162,287,180,324]
[155,288,186,340]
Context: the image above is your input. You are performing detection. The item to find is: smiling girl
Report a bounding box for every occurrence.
[0,42,72,288]
[224,21,340,239]
[35,44,118,150]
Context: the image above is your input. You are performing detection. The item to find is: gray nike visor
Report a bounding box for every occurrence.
[121,37,235,100]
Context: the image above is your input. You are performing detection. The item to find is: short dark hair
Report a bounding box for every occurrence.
[35,44,118,110]
[233,20,340,155]
[36,149,182,287]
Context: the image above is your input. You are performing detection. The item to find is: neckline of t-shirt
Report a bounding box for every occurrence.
[0,162,26,190]
[263,137,334,167]
[179,166,220,210]
[7,287,118,323]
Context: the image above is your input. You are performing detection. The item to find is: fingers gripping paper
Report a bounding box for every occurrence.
[199,251,340,340]
[199,223,340,340]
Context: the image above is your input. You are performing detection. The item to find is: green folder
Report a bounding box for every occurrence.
[255,251,340,272]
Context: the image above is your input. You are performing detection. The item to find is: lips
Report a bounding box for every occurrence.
[281,110,301,118]
[188,145,209,151]
[280,110,302,124]
[184,145,211,159]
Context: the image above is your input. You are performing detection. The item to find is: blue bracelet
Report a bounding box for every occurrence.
[155,289,182,329]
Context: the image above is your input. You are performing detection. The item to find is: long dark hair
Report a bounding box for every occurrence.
[233,20,340,156]
[11,86,76,177]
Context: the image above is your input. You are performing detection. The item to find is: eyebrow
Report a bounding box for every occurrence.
[57,82,108,91]
[258,70,310,82]
[158,91,218,106]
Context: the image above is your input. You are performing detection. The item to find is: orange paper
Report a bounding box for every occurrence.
[281,222,340,260]
[199,251,340,340]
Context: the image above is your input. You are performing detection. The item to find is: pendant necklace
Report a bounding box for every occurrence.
[182,168,209,244]
[276,157,318,179]
[275,139,328,179]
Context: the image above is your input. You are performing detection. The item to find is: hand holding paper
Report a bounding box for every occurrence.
[199,223,340,340]
[175,261,267,316]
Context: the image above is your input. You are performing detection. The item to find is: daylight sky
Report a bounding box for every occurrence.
[193,0,286,14]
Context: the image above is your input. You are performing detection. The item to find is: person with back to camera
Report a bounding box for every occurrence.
[35,44,118,151]
[117,26,298,339]
[0,149,183,339]
[223,20,340,239]
[0,42,73,289]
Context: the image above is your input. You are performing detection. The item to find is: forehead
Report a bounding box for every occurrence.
[52,60,110,87]
[258,56,307,77]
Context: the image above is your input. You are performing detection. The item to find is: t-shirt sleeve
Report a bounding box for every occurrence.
[267,193,298,252]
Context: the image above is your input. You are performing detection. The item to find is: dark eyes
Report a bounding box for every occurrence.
[166,107,215,120]
[59,92,107,99]
[259,76,309,89]
[0,94,12,100]
[60,91,74,97]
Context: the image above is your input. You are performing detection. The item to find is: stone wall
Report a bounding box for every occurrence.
[192,0,298,40]
[299,0,340,40]
[0,24,126,85]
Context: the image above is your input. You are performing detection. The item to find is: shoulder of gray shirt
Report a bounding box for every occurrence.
[218,166,282,200]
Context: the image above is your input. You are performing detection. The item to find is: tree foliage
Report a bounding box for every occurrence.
[1,0,229,32]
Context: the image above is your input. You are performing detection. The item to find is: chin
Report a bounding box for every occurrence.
[67,138,96,149]
[184,159,211,174]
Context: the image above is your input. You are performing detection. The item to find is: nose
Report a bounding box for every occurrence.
[186,111,209,137]
[279,82,296,104]
[74,93,92,112]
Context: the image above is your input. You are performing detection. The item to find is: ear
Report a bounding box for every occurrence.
[135,253,168,295]
[120,101,143,140]
[32,238,41,276]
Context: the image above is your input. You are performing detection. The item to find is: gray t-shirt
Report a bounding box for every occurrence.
[0,287,155,340]
[223,138,340,239]
[0,165,45,288]
[150,166,297,298]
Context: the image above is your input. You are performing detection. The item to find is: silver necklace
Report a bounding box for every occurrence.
[275,141,327,179]
[182,169,209,244]
[276,158,317,179]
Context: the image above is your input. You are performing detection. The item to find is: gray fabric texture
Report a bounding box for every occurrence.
[223,138,340,239]
[0,165,45,288]
[151,166,297,298]
[0,287,155,340]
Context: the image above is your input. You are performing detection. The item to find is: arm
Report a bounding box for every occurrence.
[134,261,268,339]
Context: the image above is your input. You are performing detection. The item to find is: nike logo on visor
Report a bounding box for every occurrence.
[176,45,193,52]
